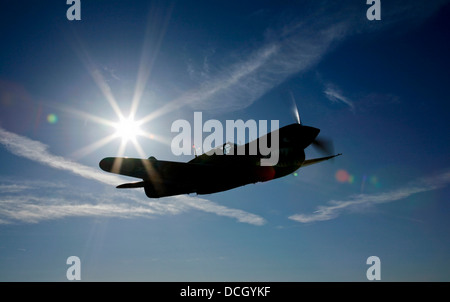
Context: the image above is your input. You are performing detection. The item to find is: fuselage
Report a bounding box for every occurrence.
[99,123,321,198]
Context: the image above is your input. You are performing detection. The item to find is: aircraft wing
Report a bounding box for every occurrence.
[99,156,272,197]
[99,157,212,181]
[301,153,342,168]
[99,157,218,197]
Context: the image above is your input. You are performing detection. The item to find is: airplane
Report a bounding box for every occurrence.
[99,120,342,198]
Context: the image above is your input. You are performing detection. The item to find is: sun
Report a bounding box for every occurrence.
[114,117,143,142]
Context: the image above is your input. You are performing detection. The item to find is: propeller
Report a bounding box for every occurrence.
[289,91,301,125]
[290,91,334,156]
[312,137,334,156]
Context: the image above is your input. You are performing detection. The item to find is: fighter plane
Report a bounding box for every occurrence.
[99,120,341,198]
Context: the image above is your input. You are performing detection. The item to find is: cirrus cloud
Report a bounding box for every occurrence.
[0,127,266,226]
[289,170,450,223]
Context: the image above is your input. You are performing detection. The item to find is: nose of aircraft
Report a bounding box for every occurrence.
[301,125,320,149]
[303,125,320,141]
[279,123,320,149]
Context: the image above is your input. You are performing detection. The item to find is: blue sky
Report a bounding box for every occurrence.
[1,0,450,281]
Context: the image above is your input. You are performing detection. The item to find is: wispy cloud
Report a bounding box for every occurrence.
[0,180,266,225]
[175,196,266,226]
[0,184,32,193]
[139,15,350,123]
[324,83,355,111]
[0,128,266,226]
[289,170,450,223]
[184,21,348,113]
[179,0,449,115]
[0,127,124,185]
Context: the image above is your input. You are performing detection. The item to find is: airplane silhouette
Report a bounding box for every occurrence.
[99,122,341,198]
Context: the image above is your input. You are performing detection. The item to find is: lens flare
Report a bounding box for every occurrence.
[336,169,350,183]
[47,113,58,124]
[336,169,381,188]
[370,175,381,188]
[335,169,356,184]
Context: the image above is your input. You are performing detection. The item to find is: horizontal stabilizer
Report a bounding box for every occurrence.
[301,153,342,168]
[116,181,145,189]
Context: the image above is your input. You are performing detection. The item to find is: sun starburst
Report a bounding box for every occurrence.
[113,117,143,143]
[64,12,174,160]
